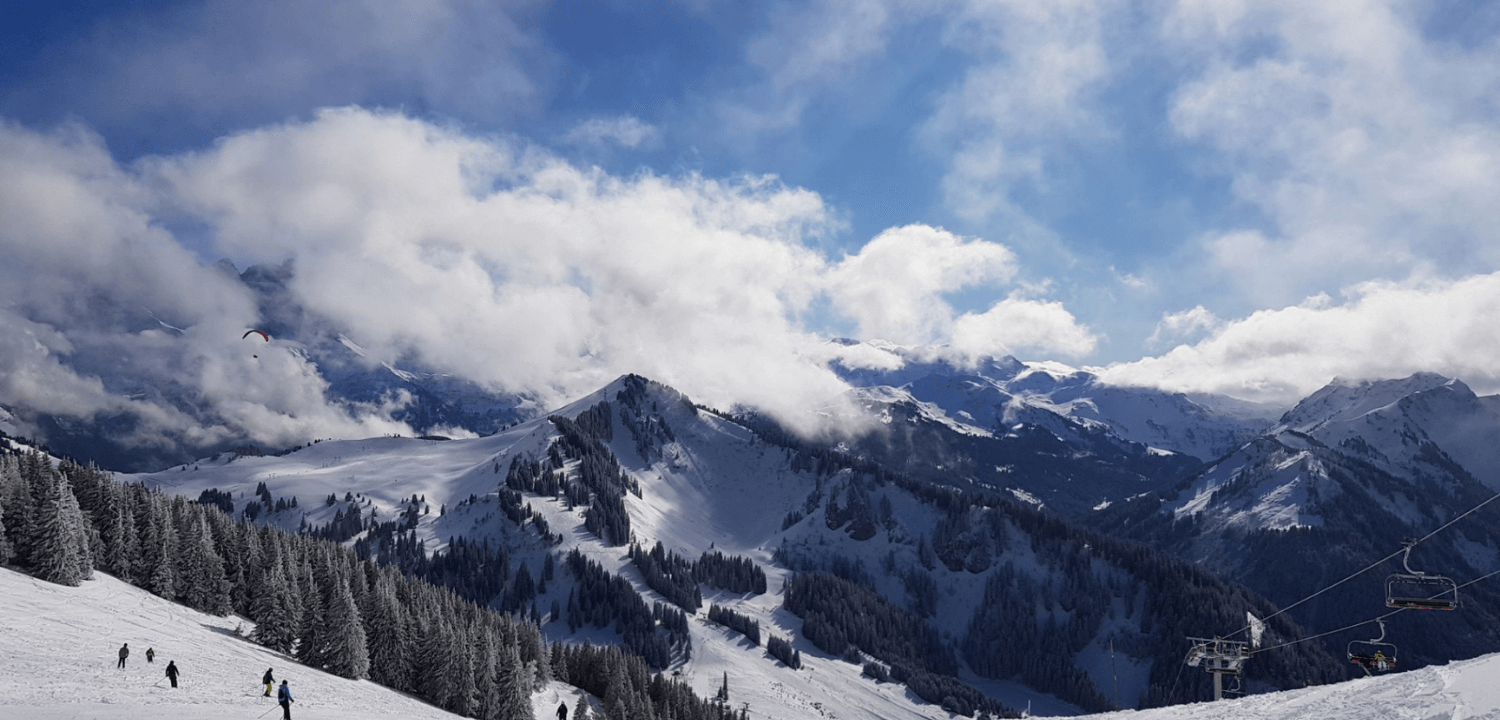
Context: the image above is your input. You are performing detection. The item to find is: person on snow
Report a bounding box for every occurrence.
[277,679,294,720]
[557,701,569,720]
[145,647,155,663]
[165,660,180,688]
[263,668,276,696]
[117,643,129,669]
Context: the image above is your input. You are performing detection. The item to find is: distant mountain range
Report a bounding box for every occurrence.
[9,267,1500,716]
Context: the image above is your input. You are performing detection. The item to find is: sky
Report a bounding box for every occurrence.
[3,0,1500,448]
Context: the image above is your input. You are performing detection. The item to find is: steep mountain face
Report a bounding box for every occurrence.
[126,373,1340,716]
[1100,374,1500,671]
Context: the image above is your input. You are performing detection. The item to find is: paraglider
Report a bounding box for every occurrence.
[243,329,270,357]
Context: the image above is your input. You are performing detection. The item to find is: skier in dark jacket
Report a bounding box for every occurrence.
[165,660,180,688]
[263,668,275,696]
[277,679,294,720]
[557,701,569,720]
[117,643,129,669]
[145,647,155,663]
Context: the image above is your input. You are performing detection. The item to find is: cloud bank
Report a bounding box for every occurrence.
[1101,275,1500,403]
[0,108,1087,449]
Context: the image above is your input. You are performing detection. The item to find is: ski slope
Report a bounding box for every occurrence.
[9,563,1500,720]
[0,567,588,720]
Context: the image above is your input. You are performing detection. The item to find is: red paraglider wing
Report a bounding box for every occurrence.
[242,330,270,342]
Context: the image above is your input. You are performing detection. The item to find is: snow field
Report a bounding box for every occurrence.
[0,566,588,720]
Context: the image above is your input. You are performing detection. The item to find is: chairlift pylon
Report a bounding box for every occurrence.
[1347,619,1398,675]
[1386,538,1458,610]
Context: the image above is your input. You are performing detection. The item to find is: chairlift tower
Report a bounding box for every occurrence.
[1185,637,1251,701]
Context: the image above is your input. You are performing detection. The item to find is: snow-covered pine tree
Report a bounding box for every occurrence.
[448,616,479,717]
[0,491,11,565]
[320,565,371,680]
[365,566,412,689]
[414,613,458,708]
[294,557,329,668]
[27,456,93,586]
[249,546,301,653]
[494,640,531,720]
[473,624,501,720]
[176,509,231,614]
[100,485,139,582]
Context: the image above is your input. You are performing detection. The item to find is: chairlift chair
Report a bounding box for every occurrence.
[1385,539,1458,610]
[1347,620,1398,675]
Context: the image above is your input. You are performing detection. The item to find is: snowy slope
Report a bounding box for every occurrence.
[126,376,1048,719]
[11,564,1500,720]
[1104,651,1500,720]
[0,566,589,720]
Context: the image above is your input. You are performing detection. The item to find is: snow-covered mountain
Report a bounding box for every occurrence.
[120,373,1342,716]
[827,341,1277,464]
[1274,373,1500,489]
[819,342,1278,516]
[1100,373,1500,671]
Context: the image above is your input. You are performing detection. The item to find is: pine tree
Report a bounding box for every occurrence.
[494,641,531,720]
[0,492,12,565]
[414,616,457,708]
[250,551,301,653]
[28,459,93,586]
[363,567,411,689]
[321,567,370,679]
[176,510,231,614]
[100,486,138,581]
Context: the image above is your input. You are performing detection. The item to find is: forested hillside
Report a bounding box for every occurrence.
[0,445,741,720]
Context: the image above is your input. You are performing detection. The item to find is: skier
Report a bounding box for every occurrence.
[277,679,294,720]
[117,643,129,669]
[557,701,569,720]
[165,660,179,688]
[263,668,276,696]
[146,647,155,663]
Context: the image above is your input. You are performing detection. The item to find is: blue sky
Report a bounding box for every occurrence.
[3,0,1500,443]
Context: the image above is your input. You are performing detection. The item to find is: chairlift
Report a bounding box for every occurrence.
[1185,637,1251,701]
[1347,620,1398,675]
[1385,539,1458,610]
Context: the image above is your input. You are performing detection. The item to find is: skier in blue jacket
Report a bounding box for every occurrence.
[277,680,294,719]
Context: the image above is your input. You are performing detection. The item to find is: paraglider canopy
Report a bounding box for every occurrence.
[242,330,270,342]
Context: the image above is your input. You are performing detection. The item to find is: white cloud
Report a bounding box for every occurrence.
[0,108,1099,449]
[561,116,659,148]
[1145,305,1222,348]
[1100,274,1500,403]
[950,295,1097,360]
[1163,0,1500,305]
[922,0,1116,223]
[823,224,1018,344]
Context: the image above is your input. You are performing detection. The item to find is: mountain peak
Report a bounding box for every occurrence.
[1280,372,1461,433]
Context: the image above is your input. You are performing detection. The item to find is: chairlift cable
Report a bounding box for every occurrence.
[1229,489,1500,638]
[1250,520,1500,656]
[1250,608,1408,656]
